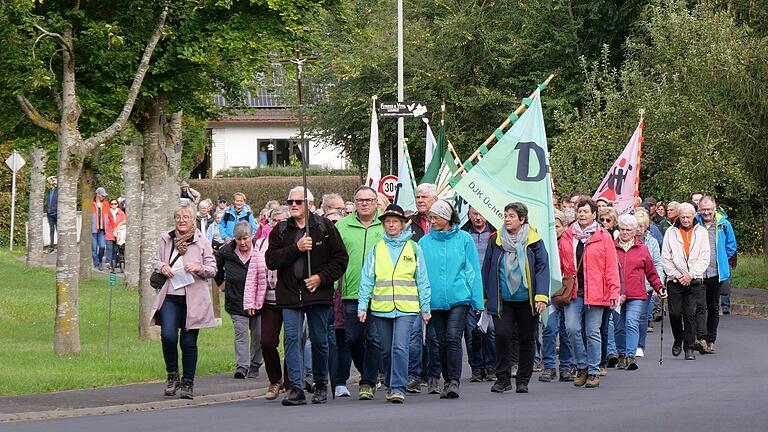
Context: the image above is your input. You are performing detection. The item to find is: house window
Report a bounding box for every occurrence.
[258,139,300,167]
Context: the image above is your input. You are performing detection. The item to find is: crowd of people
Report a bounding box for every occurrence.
[146,183,738,404]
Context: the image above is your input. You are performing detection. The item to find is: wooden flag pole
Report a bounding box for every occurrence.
[436,73,555,195]
[634,108,646,208]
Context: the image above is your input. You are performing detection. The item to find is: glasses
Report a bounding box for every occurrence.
[355,198,376,204]
[218,200,227,204]
[599,218,612,222]
[174,215,191,221]
[619,228,635,232]
[110,202,118,206]
[286,199,304,206]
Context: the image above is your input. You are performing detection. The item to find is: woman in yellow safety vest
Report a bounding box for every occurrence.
[358,204,431,404]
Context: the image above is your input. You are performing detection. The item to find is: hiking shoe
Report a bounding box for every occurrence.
[672,340,683,357]
[607,354,619,368]
[707,342,717,353]
[515,383,529,393]
[491,378,513,393]
[484,368,496,381]
[427,377,441,394]
[685,349,696,360]
[538,368,556,382]
[626,356,638,370]
[304,377,315,393]
[585,374,600,388]
[389,391,405,403]
[334,385,351,398]
[406,378,421,393]
[694,339,708,355]
[574,368,588,387]
[559,368,575,382]
[358,384,374,400]
[281,386,307,406]
[653,313,662,322]
[532,361,543,372]
[247,366,260,379]
[312,383,328,404]
[722,308,730,315]
[164,372,180,396]
[179,377,194,399]
[234,367,247,379]
[446,380,460,399]
[617,355,627,370]
[599,367,607,376]
[647,323,654,333]
[266,383,282,400]
[636,347,645,358]
[510,364,518,378]
[470,369,484,382]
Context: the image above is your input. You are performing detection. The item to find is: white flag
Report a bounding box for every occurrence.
[423,118,437,169]
[397,144,417,212]
[365,98,381,190]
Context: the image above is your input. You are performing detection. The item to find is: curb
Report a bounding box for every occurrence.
[0,387,266,423]
[731,303,768,319]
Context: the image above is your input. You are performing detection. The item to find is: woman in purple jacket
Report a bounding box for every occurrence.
[150,204,217,400]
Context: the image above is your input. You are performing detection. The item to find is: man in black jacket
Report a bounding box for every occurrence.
[266,186,348,406]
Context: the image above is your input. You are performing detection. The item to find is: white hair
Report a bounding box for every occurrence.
[415,183,436,197]
[618,214,638,229]
[321,193,343,210]
[678,202,696,216]
[287,186,314,203]
[198,198,213,211]
[233,220,252,239]
[175,204,196,218]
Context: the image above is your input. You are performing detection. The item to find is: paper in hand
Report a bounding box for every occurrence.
[170,256,194,290]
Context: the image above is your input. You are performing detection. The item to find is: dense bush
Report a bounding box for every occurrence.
[217,166,361,178]
[189,176,363,210]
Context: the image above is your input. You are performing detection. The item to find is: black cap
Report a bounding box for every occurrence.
[218,195,227,202]
[378,204,408,222]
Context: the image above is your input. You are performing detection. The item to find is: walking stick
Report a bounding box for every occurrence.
[659,297,665,366]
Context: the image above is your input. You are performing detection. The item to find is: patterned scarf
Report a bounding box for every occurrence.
[500,224,530,293]
[174,229,194,255]
[572,221,598,244]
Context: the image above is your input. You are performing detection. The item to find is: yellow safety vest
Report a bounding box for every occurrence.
[371,240,419,313]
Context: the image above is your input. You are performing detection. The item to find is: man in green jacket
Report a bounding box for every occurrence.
[334,186,385,400]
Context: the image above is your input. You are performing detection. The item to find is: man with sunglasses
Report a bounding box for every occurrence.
[266,186,349,406]
[334,186,385,400]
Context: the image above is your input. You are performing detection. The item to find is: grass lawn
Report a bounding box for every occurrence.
[732,254,768,290]
[0,250,236,396]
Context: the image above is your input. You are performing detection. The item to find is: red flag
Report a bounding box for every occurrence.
[592,121,644,215]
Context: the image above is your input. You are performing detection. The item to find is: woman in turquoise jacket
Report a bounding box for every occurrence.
[358,204,431,404]
[418,200,484,399]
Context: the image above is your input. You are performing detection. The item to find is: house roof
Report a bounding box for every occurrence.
[207,108,298,126]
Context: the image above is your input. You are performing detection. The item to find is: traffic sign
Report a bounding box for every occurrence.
[5,151,25,172]
[377,101,428,118]
[378,175,399,200]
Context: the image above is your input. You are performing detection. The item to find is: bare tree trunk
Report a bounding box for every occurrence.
[26,147,48,267]
[79,166,96,280]
[123,137,143,290]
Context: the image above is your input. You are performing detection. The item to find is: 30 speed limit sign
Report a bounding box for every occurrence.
[378,175,399,200]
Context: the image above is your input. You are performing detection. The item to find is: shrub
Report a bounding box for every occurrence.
[217,166,360,178]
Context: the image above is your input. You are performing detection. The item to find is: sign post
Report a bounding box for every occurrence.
[378,175,399,200]
[5,151,26,251]
[106,271,116,361]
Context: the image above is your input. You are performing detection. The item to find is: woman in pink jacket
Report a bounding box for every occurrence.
[150,204,217,400]
[104,198,126,270]
[559,199,621,389]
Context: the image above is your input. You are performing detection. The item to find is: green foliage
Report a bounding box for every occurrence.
[0,250,237,395]
[732,255,768,290]
[218,166,358,178]
[189,176,362,208]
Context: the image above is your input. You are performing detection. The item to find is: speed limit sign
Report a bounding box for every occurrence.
[378,175,398,200]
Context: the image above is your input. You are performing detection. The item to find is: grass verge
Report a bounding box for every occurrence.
[732,254,768,290]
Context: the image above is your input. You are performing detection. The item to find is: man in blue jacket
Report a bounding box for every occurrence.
[45,176,58,252]
[695,196,737,353]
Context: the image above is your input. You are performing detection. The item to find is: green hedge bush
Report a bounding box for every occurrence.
[217,166,360,178]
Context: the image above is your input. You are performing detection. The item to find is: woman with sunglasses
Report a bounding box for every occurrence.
[104,198,127,271]
[598,207,619,239]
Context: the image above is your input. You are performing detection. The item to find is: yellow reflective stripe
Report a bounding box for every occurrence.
[375,280,417,287]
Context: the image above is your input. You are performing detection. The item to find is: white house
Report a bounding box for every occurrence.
[206,90,347,177]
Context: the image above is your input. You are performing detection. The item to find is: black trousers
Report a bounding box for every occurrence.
[493,301,536,385]
[667,281,701,349]
[697,277,722,343]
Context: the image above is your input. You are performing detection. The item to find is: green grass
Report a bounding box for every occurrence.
[732,254,768,290]
[0,250,236,396]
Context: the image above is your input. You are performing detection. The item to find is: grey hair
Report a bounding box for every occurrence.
[678,202,696,216]
[415,183,437,197]
[175,204,196,219]
[618,214,638,230]
[562,208,576,226]
[667,201,680,210]
[321,193,344,210]
[233,220,253,239]
[553,209,566,225]
[270,206,290,219]
[287,186,314,203]
[198,198,213,211]
[633,208,650,227]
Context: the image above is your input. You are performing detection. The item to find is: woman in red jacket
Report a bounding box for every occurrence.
[104,198,127,270]
[559,199,621,389]
[613,214,667,370]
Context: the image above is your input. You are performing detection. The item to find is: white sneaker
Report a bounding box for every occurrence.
[334,385,351,398]
[636,348,645,358]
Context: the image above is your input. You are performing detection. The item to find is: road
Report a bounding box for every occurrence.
[3,315,767,432]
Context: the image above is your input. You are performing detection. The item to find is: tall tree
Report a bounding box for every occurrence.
[25,146,48,267]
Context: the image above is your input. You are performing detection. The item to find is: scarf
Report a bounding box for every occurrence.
[572,221,598,244]
[618,238,634,252]
[500,224,530,293]
[174,229,194,255]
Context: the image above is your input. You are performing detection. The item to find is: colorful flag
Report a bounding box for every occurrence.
[592,121,643,215]
[423,118,437,169]
[396,142,417,212]
[420,110,446,184]
[453,89,562,300]
[365,97,381,190]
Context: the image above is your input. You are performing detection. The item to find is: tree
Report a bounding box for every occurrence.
[25,146,48,267]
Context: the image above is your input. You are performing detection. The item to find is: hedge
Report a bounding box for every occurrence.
[189,176,363,210]
[217,166,360,178]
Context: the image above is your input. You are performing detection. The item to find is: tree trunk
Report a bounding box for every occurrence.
[123,137,143,290]
[26,147,48,267]
[79,166,96,280]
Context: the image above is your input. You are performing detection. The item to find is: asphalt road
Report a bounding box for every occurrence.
[4,315,767,432]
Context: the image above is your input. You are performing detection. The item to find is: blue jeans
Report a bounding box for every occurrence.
[429,306,468,382]
[374,314,417,394]
[342,300,382,387]
[565,297,604,375]
[614,299,645,357]
[605,309,618,360]
[464,310,496,371]
[407,318,422,379]
[282,305,332,389]
[542,305,574,371]
[158,295,200,380]
[334,329,351,387]
[91,230,106,267]
[638,296,653,349]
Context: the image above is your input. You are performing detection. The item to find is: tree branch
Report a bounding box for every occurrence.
[83,4,169,150]
[32,23,73,56]
[16,94,59,133]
